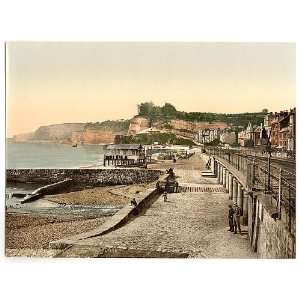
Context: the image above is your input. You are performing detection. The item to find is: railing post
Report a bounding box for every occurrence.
[252,159,255,188]
[228,173,233,200]
[267,155,271,192]
[278,168,282,219]
[288,185,291,232]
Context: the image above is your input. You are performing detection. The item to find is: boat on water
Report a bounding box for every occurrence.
[72,143,78,147]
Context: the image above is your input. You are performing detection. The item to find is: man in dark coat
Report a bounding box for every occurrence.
[233,204,242,234]
[228,204,234,232]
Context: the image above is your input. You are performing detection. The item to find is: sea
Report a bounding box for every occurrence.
[5,143,122,217]
[6,142,105,169]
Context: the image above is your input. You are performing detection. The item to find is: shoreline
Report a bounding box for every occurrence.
[5,181,155,256]
[6,140,109,146]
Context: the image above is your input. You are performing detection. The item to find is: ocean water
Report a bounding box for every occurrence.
[6,142,105,169]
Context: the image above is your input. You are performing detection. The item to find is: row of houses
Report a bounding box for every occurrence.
[194,108,296,152]
[238,108,296,151]
[195,128,236,145]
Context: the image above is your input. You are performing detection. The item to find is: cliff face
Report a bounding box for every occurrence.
[126,116,230,139]
[12,132,34,142]
[166,119,230,138]
[12,123,123,144]
[169,119,229,131]
[31,123,86,141]
[128,117,150,135]
[11,117,231,144]
[72,128,116,144]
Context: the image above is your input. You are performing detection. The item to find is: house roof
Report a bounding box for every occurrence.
[106,144,143,150]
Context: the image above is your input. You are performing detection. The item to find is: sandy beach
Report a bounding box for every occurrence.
[44,182,155,205]
[5,182,155,257]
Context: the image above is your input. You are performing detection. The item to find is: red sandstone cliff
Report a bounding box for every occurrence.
[154,119,230,139]
[169,119,229,131]
[128,116,151,135]
[72,128,117,144]
[126,116,230,139]
[11,117,230,145]
[12,122,126,144]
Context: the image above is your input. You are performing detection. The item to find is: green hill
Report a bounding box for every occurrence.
[137,102,266,129]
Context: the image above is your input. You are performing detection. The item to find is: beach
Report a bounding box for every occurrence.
[5,181,156,257]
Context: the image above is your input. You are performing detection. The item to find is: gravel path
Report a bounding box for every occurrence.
[71,191,256,258]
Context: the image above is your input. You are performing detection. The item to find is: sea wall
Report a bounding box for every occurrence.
[6,168,162,186]
[51,187,161,250]
[210,154,296,259]
[249,194,296,259]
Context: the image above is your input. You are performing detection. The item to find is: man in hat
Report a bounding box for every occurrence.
[233,203,242,234]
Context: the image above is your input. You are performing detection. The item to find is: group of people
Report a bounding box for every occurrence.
[228,203,242,234]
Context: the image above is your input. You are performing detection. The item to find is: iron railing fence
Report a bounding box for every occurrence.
[206,147,296,235]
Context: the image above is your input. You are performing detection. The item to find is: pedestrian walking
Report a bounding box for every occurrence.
[163,191,168,202]
[228,204,234,232]
[233,204,242,234]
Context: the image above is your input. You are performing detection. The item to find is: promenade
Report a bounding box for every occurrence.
[57,154,256,258]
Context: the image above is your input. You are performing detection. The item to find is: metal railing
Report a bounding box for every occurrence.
[206,147,296,235]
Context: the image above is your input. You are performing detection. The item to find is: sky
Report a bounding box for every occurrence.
[6,42,295,137]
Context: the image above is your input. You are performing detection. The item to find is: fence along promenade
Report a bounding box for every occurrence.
[206,147,296,237]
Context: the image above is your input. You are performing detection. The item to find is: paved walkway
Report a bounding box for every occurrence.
[58,154,257,258]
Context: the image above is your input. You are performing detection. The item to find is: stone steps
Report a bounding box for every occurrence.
[178,186,226,193]
[201,170,216,178]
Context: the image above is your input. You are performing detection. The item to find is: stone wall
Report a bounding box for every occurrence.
[6,168,162,186]
[211,154,296,259]
[255,196,295,258]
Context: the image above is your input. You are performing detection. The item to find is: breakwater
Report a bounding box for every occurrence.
[51,187,161,251]
[6,168,162,186]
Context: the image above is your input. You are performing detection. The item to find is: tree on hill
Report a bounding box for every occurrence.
[161,103,177,117]
[137,102,154,116]
[136,101,265,127]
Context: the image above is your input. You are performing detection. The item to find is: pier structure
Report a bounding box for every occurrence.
[103,144,151,167]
